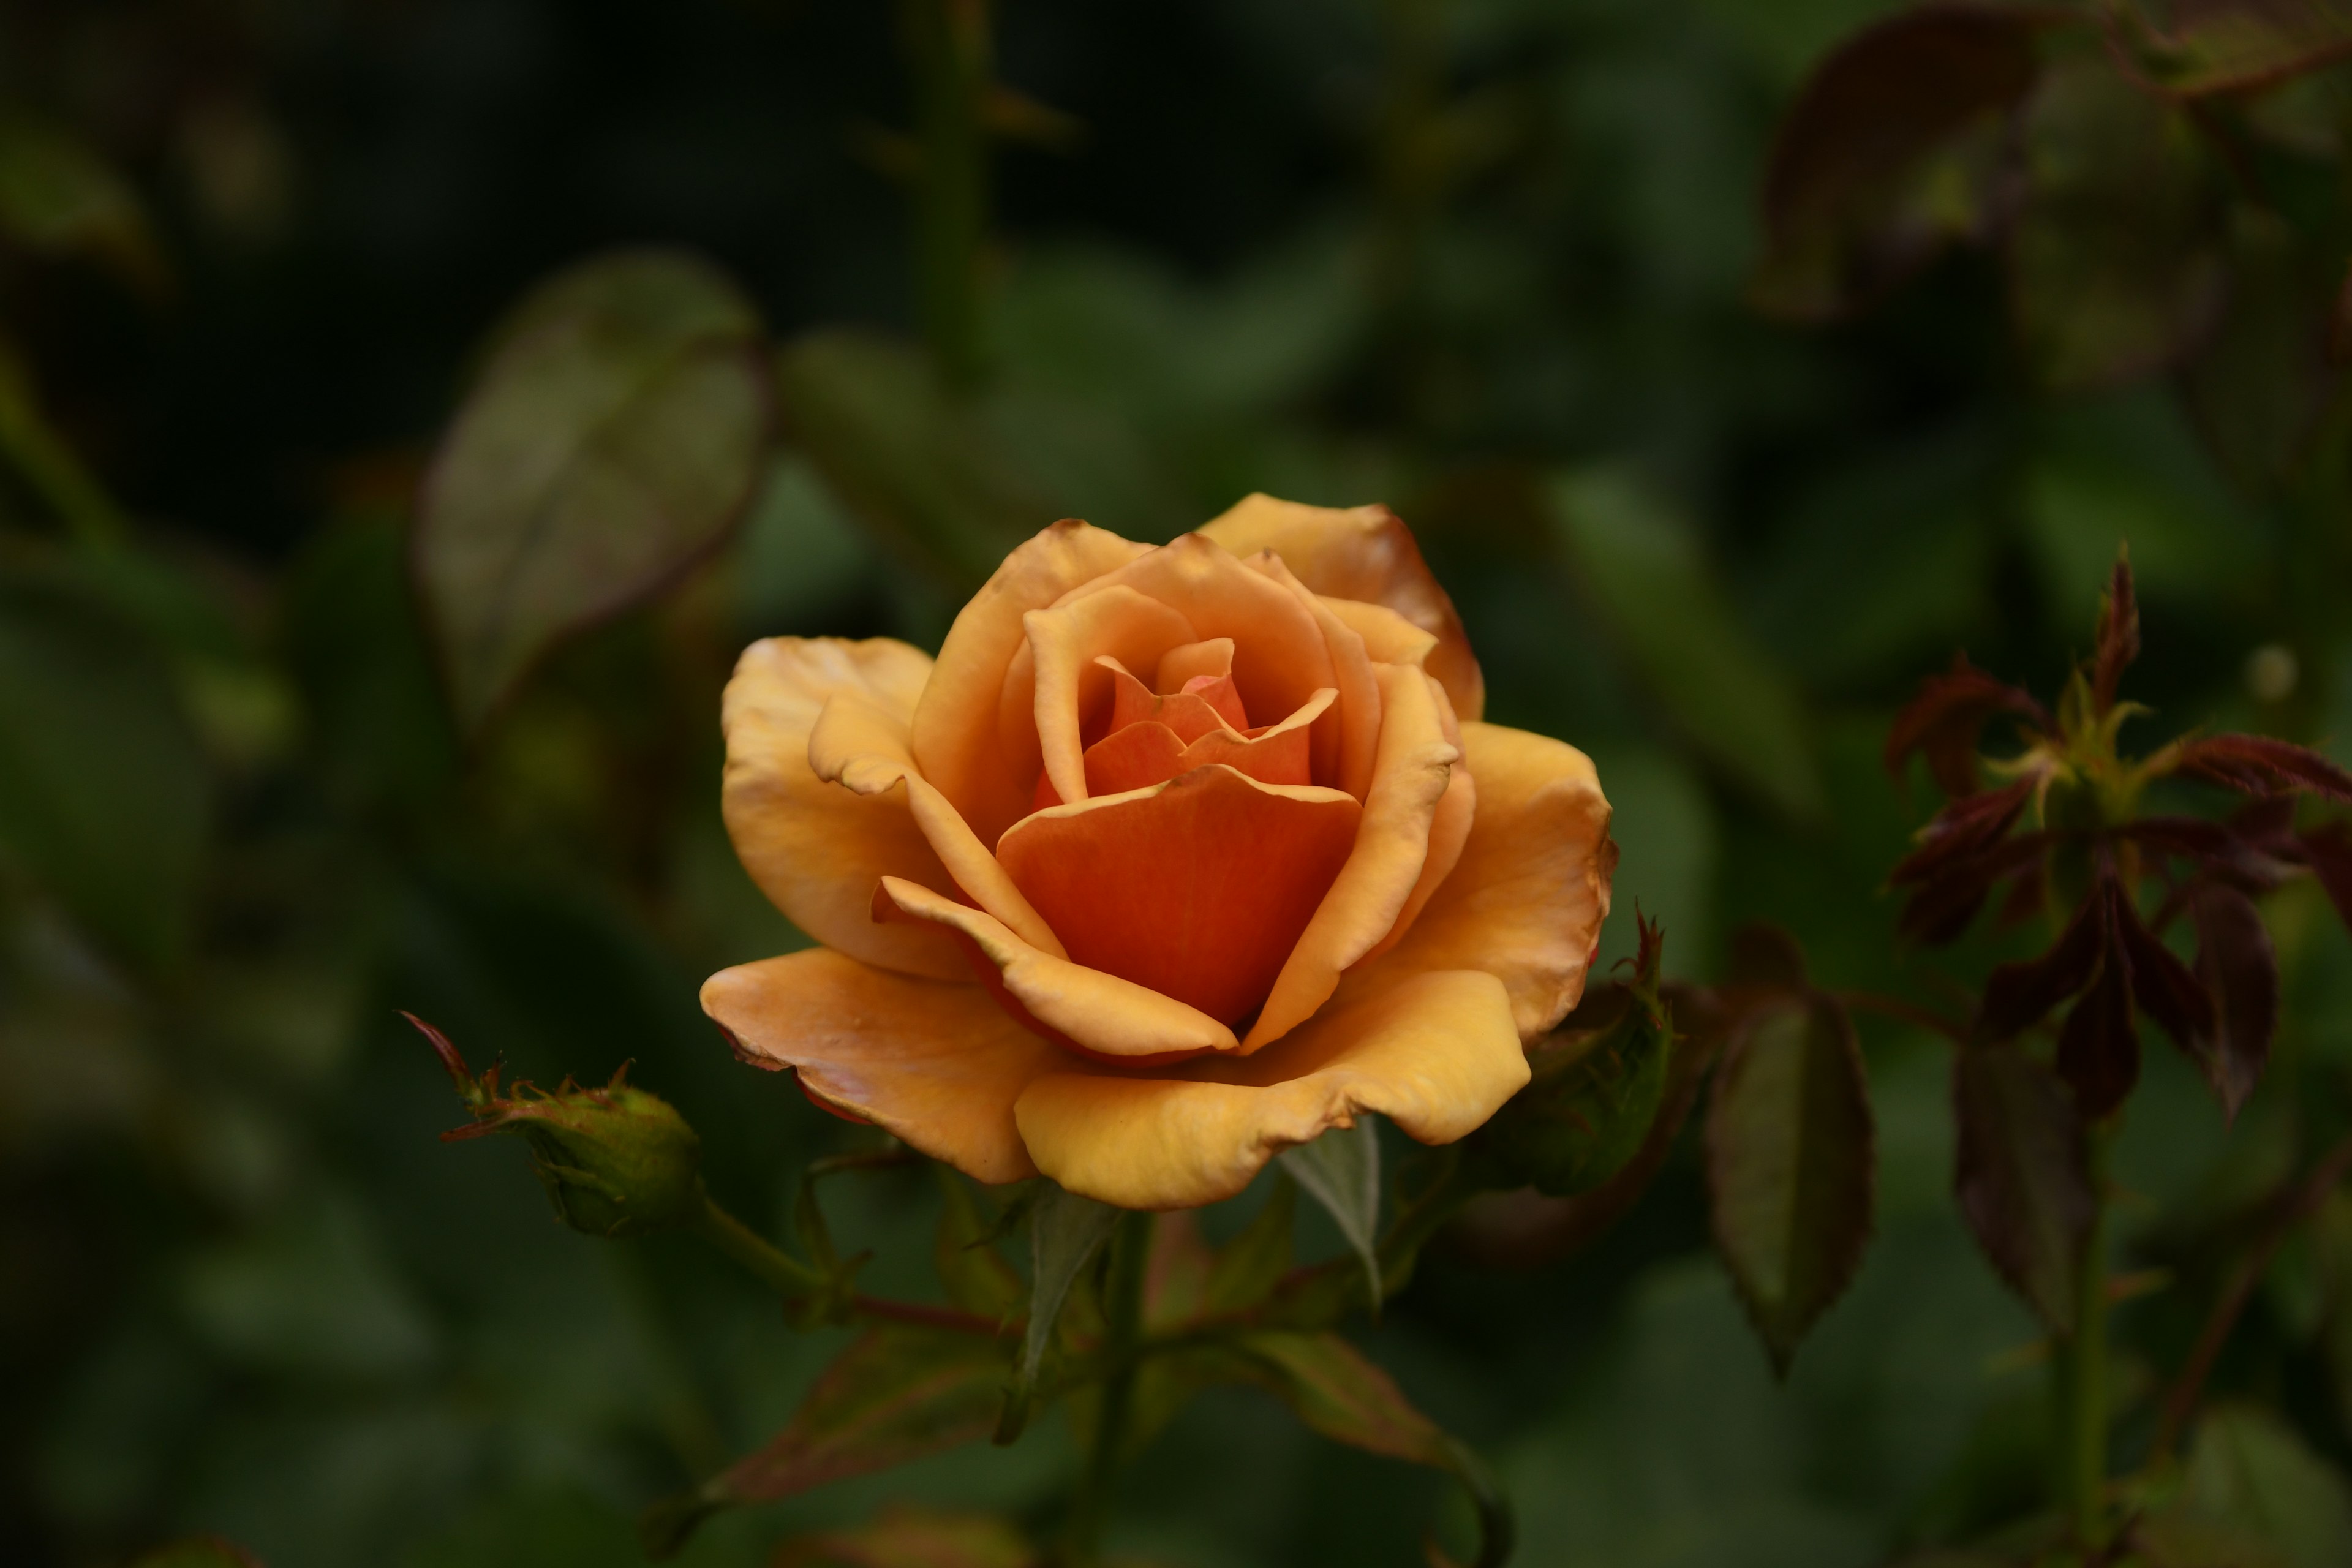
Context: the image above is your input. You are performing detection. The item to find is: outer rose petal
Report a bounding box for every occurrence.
[1338,721,1615,1038]
[720,638,965,980]
[1014,969,1526,1209]
[1248,552,1381,802]
[913,521,1151,843]
[703,948,1062,1182]
[1200,493,1485,722]
[873,876,1240,1057]
[1242,663,1460,1052]
[809,687,1066,957]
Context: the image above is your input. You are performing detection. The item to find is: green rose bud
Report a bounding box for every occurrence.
[407,1012,703,1238]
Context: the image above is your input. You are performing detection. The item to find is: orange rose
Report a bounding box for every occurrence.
[702,496,1615,1209]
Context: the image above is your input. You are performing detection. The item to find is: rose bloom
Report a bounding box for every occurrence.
[703,496,1615,1210]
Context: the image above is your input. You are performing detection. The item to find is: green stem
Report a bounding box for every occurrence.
[901,0,990,390]
[688,1183,829,1298]
[1063,1210,1152,1566]
[0,363,127,548]
[2060,1123,2114,1550]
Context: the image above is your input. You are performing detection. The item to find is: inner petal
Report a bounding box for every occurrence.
[1156,638,1234,693]
[997,765,1362,1028]
[1102,657,1247,741]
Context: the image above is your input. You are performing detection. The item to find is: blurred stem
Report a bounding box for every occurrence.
[0,356,127,548]
[688,1183,829,1297]
[1063,1210,1153,1566]
[2058,1123,2113,1551]
[900,0,991,391]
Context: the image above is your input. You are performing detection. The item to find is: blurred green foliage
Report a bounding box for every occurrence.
[7,0,2352,1565]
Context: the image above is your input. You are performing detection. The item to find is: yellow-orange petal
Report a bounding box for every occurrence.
[997,764,1362,1029]
[1246,551,1382,801]
[913,520,1152,843]
[1080,688,1330,796]
[703,948,1063,1183]
[1199,493,1485,723]
[1338,721,1614,1038]
[1241,663,1459,1052]
[720,638,965,981]
[872,876,1240,1058]
[1013,968,1526,1209]
[1102,657,1245,744]
[808,687,1067,959]
[1058,534,1337,780]
[1155,637,1234,692]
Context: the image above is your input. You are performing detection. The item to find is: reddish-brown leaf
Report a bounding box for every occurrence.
[2113,878,2217,1072]
[1751,4,2049,321]
[1977,881,2107,1042]
[2190,882,2277,1120]
[1725,922,1811,990]
[2171,734,2352,802]
[1885,652,2051,795]
[2092,553,2140,714]
[1898,831,2055,945]
[1954,1044,2095,1331]
[2106,0,2352,97]
[2057,920,2140,1118]
[2301,823,2352,929]
[1891,779,2037,886]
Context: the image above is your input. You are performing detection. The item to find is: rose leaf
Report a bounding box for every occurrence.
[1953,1042,2095,1332]
[1278,1117,1382,1316]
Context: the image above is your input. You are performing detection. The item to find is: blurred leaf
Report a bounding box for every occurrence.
[2174,1403,2352,1568]
[935,1169,1025,1323]
[1204,1177,1297,1316]
[1278,1117,1382,1313]
[2184,208,2338,486]
[993,1183,1118,1442]
[0,567,208,969]
[1548,469,1822,818]
[1235,1330,1511,1568]
[415,248,772,729]
[2009,62,2226,390]
[734,452,873,636]
[1953,1042,2094,1330]
[0,334,132,545]
[643,1325,1012,1557]
[1749,2,2044,320]
[2108,0,2352,97]
[775,328,1060,591]
[773,1506,1036,1568]
[130,1539,263,1567]
[176,1192,439,1383]
[1472,926,1674,1197]
[407,1491,641,1568]
[0,112,168,295]
[1705,995,1875,1374]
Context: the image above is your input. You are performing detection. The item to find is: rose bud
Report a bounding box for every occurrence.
[703,499,1616,1210]
[407,1013,703,1238]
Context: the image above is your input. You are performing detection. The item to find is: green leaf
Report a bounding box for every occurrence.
[2008,61,2225,391]
[992,1183,1118,1442]
[2108,0,2352,97]
[1205,1177,1298,1316]
[1953,1042,2095,1332]
[130,1541,263,1568]
[415,249,773,729]
[772,1507,1035,1568]
[934,1168,1025,1322]
[1471,937,1675,1199]
[641,1326,1012,1559]
[2174,1404,2352,1568]
[0,568,208,969]
[1278,1117,1382,1313]
[774,328,1063,592]
[0,112,168,295]
[1748,4,2045,320]
[1705,995,1877,1374]
[1548,469,1823,819]
[1235,1330,1513,1568]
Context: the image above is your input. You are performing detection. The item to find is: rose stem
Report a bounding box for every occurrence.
[2057,1121,2114,1551]
[1063,1209,1154,1565]
[687,1183,829,1297]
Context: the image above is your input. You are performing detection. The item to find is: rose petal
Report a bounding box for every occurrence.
[720,638,965,980]
[913,521,1152,844]
[997,764,1363,1028]
[872,876,1240,1058]
[1080,689,1334,797]
[1245,550,1381,801]
[1324,597,1439,670]
[1017,586,1199,807]
[1200,494,1485,722]
[1013,968,1526,1208]
[1241,663,1460,1051]
[809,687,1068,959]
[703,948,1062,1183]
[1102,657,1246,743]
[1056,533,1336,780]
[1156,638,1234,692]
[1338,721,1614,1038]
